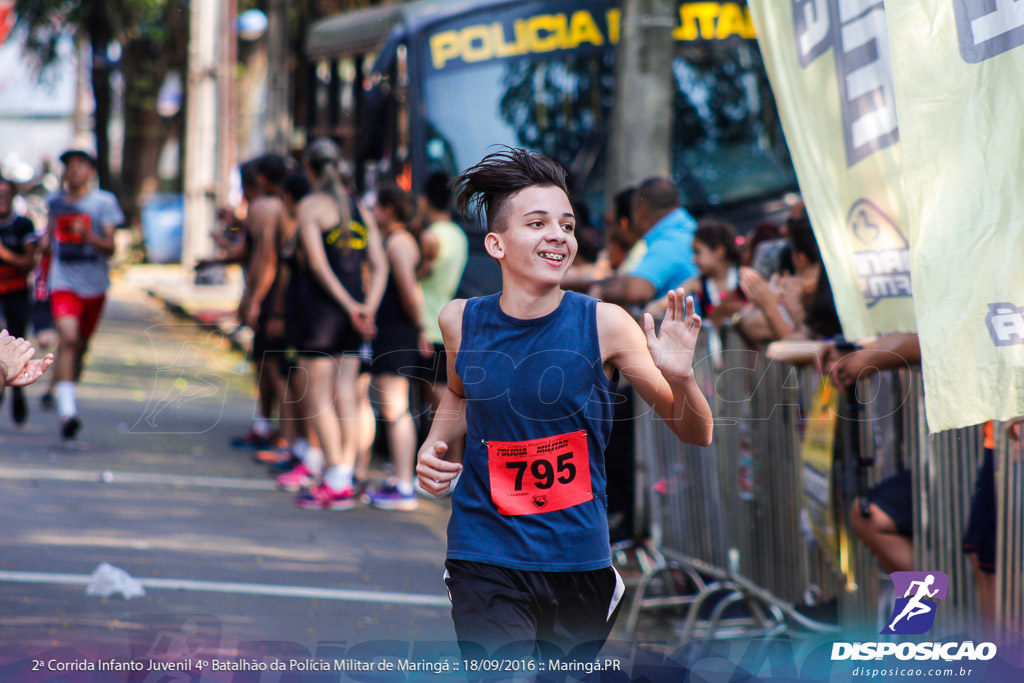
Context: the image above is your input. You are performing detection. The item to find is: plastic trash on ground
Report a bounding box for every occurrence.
[86,562,146,600]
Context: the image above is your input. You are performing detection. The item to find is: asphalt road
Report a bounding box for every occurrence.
[0,282,460,676]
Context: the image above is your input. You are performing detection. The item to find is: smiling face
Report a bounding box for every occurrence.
[485,184,577,287]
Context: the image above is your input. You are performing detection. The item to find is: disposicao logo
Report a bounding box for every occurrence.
[881,571,948,635]
[831,570,997,663]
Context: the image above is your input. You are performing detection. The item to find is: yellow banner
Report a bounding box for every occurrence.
[747,1,916,341]
[884,1,1024,431]
[801,379,840,570]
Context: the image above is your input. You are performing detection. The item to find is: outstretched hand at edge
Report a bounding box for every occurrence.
[8,354,55,387]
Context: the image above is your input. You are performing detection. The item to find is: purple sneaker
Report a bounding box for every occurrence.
[365,481,418,511]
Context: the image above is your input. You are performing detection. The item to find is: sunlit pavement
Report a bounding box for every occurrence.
[0,275,457,664]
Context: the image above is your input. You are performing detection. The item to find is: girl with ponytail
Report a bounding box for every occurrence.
[277,138,388,510]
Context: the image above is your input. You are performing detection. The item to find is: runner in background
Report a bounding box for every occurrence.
[44,150,124,439]
[0,176,38,424]
[417,148,713,663]
[32,179,59,412]
[33,244,58,411]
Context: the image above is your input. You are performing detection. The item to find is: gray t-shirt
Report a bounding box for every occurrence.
[48,190,124,297]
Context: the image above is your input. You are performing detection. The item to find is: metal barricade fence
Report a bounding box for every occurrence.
[626,324,1000,643]
[836,369,907,631]
[997,423,1024,635]
[910,380,983,635]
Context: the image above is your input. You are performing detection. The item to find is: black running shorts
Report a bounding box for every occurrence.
[443,558,624,666]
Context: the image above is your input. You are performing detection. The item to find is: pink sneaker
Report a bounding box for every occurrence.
[295,483,356,511]
[276,463,315,492]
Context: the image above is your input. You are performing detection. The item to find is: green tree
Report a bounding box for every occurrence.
[15,0,189,225]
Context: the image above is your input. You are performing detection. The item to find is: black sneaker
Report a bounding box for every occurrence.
[40,392,55,411]
[11,388,26,425]
[61,415,81,440]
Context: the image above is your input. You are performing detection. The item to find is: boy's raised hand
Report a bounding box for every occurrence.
[643,289,702,382]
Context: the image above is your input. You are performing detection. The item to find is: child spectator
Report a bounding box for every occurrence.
[644,219,743,329]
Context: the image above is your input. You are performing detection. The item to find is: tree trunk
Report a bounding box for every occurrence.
[117,3,189,227]
[119,41,171,226]
[265,0,291,153]
[85,5,114,193]
[607,0,676,206]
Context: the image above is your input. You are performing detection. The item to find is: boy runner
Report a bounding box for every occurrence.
[416,148,713,662]
[46,149,124,439]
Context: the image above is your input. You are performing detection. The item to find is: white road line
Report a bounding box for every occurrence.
[0,466,277,491]
[0,570,450,608]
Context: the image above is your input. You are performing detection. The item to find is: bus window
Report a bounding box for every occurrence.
[419,32,794,219]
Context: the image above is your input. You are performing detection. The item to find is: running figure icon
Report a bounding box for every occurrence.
[888,574,939,631]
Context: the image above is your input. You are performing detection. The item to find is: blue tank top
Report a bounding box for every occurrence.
[449,290,616,571]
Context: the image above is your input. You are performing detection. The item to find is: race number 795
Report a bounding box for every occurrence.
[505,452,576,491]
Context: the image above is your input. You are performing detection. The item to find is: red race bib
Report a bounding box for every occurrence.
[55,213,90,244]
[486,430,592,516]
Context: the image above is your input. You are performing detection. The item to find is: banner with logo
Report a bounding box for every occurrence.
[748,1,916,341]
[883,1,1024,432]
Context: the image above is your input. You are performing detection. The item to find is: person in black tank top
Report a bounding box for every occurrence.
[415,148,713,664]
[241,154,293,453]
[0,176,39,424]
[363,185,432,511]
[283,139,388,511]
[253,171,325,471]
[199,158,279,450]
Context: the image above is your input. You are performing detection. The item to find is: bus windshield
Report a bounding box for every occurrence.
[421,40,795,216]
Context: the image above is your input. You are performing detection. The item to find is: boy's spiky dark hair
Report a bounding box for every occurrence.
[454,147,569,232]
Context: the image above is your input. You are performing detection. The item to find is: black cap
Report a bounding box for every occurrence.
[59,149,97,167]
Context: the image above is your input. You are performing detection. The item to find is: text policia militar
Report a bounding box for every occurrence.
[429,2,756,70]
[831,641,997,662]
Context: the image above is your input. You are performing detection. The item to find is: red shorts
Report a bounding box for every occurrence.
[50,291,107,342]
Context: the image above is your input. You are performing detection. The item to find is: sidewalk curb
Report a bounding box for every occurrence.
[146,288,251,356]
[116,264,250,355]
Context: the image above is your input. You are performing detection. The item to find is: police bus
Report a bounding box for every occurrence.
[305,0,797,293]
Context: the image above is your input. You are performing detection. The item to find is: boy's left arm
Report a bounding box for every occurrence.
[598,288,713,447]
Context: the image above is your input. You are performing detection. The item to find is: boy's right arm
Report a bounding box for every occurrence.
[416,299,467,496]
[417,389,466,496]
